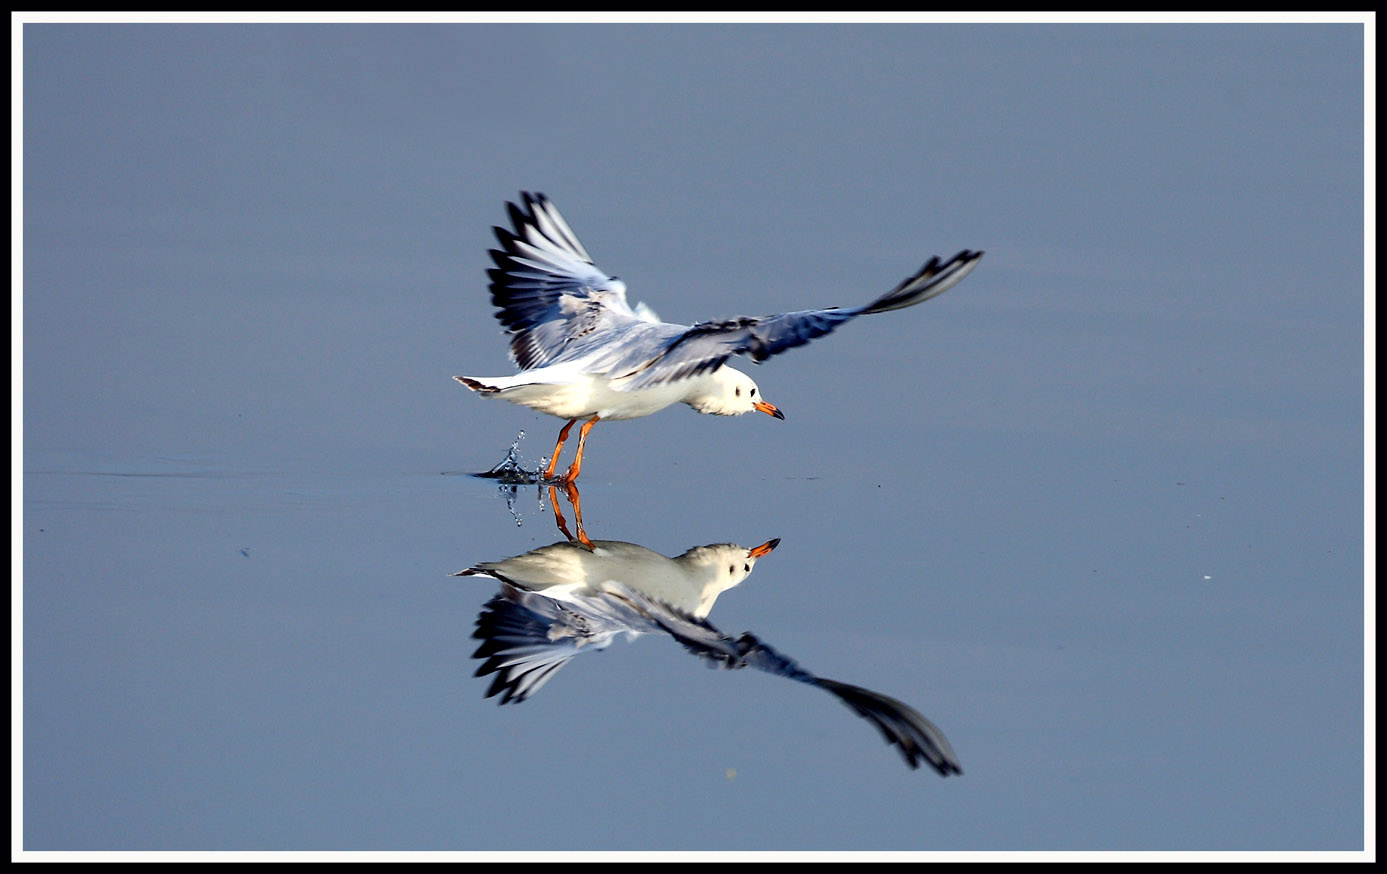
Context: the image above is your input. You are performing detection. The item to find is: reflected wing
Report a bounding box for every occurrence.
[615,249,984,390]
[614,584,963,775]
[465,574,628,704]
[488,192,662,370]
[808,678,963,776]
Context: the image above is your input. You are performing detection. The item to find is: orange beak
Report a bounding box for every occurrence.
[748,538,780,559]
[754,400,785,420]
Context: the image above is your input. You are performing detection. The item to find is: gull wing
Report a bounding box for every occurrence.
[613,249,984,390]
[487,191,661,371]
[617,584,963,775]
[465,573,636,704]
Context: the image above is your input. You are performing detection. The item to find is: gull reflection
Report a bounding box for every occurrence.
[455,484,962,776]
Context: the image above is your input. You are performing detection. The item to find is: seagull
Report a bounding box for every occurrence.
[455,499,962,775]
[456,192,983,482]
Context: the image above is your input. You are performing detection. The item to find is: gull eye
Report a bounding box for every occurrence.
[735,386,741,397]
[729,565,735,574]
[744,563,750,572]
[751,388,757,397]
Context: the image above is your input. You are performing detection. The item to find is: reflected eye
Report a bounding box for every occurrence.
[728,565,735,574]
[735,387,741,397]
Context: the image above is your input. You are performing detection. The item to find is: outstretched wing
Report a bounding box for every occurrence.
[617,584,964,775]
[808,678,963,776]
[614,249,984,390]
[465,574,631,705]
[487,192,661,371]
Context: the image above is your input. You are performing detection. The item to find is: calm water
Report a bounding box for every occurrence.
[21,22,1365,853]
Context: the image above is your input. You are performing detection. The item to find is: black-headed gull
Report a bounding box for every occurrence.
[455,489,962,775]
[456,192,982,482]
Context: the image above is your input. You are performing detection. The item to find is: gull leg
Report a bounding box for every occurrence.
[548,485,574,541]
[543,419,577,480]
[560,416,601,484]
[564,482,593,550]
[547,483,594,550]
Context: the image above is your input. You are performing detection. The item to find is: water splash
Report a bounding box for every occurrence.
[471,431,547,527]
[473,430,543,484]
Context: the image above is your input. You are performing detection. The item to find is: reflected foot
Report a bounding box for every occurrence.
[548,483,594,550]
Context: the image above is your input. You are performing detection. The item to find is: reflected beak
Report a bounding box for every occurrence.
[754,400,785,420]
[748,538,780,559]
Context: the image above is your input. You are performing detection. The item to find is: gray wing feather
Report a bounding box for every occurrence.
[615,585,964,775]
[487,192,656,370]
[615,249,984,390]
[467,575,632,705]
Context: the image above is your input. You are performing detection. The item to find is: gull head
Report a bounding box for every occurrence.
[675,537,780,616]
[686,367,785,419]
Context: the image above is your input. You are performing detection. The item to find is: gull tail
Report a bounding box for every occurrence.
[455,375,501,394]
[455,374,562,394]
[860,249,983,316]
